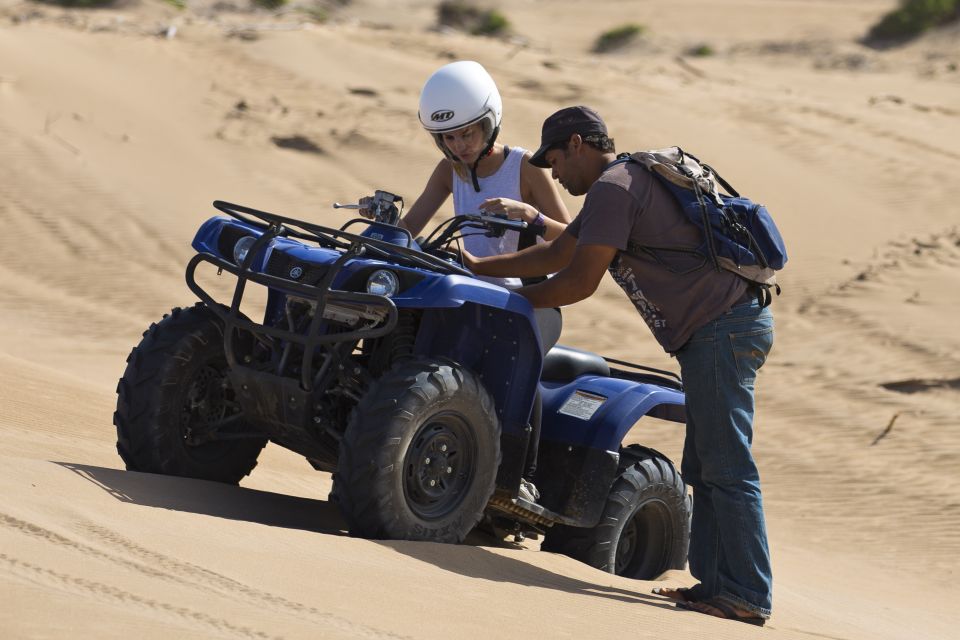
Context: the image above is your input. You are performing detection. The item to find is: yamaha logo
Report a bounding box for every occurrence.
[431,109,455,123]
[289,266,304,279]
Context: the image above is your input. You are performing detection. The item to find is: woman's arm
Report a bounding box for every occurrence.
[397,159,452,237]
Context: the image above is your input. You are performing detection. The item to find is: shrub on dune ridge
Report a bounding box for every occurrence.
[687,43,715,57]
[298,0,351,22]
[866,0,960,44]
[437,1,511,37]
[252,0,287,10]
[30,0,116,7]
[593,23,645,53]
[300,3,328,23]
[472,9,508,36]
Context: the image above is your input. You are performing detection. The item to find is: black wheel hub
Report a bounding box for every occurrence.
[181,365,233,446]
[616,500,671,576]
[404,413,476,520]
[616,513,641,574]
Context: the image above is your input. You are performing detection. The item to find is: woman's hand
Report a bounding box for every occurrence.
[479,197,536,223]
[357,196,374,219]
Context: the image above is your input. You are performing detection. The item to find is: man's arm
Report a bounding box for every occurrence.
[467,229,578,278]
[516,243,619,308]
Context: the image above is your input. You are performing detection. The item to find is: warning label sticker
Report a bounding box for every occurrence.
[557,390,608,420]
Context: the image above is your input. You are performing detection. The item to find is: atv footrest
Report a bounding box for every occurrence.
[487,494,581,528]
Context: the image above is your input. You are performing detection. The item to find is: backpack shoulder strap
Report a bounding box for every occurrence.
[629,147,738,202]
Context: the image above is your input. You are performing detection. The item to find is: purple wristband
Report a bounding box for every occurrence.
[532,211,546,227]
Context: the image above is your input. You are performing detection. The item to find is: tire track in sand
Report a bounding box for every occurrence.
[0,513,411,640]
[0,553,280,640]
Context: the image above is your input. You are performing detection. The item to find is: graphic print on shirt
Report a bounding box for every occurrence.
[608,255,667,333]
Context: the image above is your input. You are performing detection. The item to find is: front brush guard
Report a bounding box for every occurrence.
[185,229,398,394]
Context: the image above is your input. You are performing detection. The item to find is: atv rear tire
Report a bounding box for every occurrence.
[114,304,267,484]
[336,358,500,543]
[541,445,689,579]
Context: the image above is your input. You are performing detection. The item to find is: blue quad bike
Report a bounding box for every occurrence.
[114,191,691,579]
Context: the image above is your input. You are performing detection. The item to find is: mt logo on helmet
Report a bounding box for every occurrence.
[431,110,455,123]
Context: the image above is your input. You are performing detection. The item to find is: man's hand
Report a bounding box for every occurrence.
[461,248,480,272]
[479,197,536,223]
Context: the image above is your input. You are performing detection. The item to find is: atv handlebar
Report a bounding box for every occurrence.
[333,191,545,269]
[418,212,544,256]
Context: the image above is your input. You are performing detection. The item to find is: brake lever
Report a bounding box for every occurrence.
[333,191,403,225]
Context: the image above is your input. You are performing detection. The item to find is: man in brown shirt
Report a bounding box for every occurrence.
[466,106,775,626]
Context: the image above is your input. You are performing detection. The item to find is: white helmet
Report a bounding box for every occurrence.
[418,60,502,167]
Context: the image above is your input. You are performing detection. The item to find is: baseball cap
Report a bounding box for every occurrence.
[529,106,608,168]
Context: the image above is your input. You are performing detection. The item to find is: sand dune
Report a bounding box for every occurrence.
[1,0,959,638]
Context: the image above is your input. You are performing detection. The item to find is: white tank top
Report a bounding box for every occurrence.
[452,146,527,289]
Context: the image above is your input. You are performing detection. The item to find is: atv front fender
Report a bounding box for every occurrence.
[400,282,544,496]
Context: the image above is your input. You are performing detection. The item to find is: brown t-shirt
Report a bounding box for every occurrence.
[566,159,747,353]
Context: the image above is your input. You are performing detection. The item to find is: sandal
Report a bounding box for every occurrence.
[651,584,704,603]
[677,596,767,626]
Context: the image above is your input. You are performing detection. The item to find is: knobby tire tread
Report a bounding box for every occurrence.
[337,358,500,543]
[113,304,266,484]
[542,444,689,579]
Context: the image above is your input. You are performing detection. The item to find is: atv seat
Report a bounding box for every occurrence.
[541,345,610,382]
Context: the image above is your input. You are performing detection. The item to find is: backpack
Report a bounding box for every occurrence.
[620,147,788,306]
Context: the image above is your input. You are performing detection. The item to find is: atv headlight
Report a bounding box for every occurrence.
[233,236,257,265]
[366,269,400,297]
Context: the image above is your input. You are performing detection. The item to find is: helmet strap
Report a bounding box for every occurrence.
[469,157,483,191]
[470,125,500,192]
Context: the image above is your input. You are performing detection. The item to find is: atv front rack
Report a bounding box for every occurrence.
[186,200,481,393]
[186,243,398,393]
[212,200,472,277]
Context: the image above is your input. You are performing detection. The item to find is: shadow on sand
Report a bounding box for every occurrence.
[55,461,676,607]
[55,461,347,535]
[378,537,676,609]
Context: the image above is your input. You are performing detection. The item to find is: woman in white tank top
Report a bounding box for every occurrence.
[404,142,567,288]
[388,62,570,285]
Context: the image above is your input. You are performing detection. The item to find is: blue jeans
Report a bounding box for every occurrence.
[675,300,774,617]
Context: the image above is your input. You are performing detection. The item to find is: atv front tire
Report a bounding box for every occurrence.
[542,445,689,579]
[114,304,267,484]
[336,358,500,543]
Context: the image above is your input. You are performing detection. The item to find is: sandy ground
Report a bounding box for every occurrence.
[1,0,959,637]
